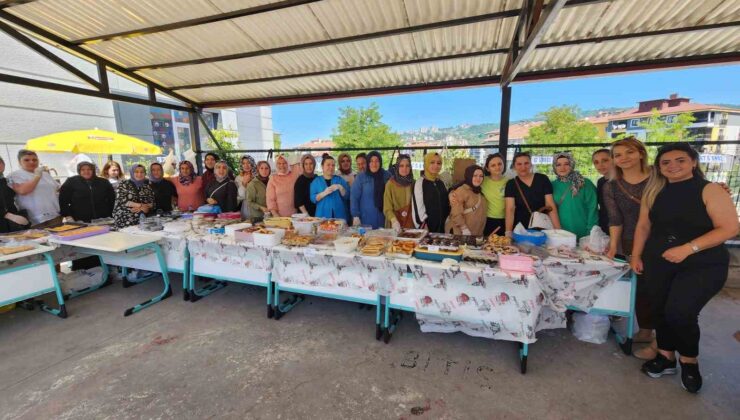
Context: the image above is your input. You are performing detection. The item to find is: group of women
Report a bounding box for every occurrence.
[0,142,735,394]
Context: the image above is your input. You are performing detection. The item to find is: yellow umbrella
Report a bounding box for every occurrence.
[25,129,162,155]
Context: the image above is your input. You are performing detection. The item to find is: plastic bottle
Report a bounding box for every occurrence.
[139,212,146,228]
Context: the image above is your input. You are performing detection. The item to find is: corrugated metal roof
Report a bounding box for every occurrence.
[2,0,738,107]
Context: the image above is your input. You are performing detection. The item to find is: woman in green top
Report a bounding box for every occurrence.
[551,152,598,238]
[481,153,509,236]
[246,160,271,222]
[383,154,414,229]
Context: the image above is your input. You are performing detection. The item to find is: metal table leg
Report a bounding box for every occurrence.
[123,243,172,316]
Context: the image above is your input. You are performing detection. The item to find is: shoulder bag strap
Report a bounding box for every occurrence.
[514,177,533,216]
[208,181,229,199]
[615,179,642,205]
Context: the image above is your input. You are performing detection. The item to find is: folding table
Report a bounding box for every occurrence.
[0,245,66,318]
[49,232,171,316]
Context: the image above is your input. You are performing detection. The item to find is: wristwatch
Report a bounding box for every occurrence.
[688,241,700,253]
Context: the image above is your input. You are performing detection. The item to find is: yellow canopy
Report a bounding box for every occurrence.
[25,129,162,155]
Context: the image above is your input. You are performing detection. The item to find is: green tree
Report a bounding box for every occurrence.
[525,106,600,179]
[205,128,239,172]
[639,109,696,142]
[331,103,402,168]
[273,132,282,150]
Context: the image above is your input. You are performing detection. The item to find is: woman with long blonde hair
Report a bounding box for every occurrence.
[602,137,654,358]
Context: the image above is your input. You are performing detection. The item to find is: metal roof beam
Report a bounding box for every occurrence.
[197,51,740,108]
[0,72,193,112]
[514,52,740,82]
[0,19,101,89]
[126,0,611,71]
[502,0,568,87]
[200,75,502,108]
[170,47,510,90]
[0,0,37,9]
[167,20,740,91]
[73,0,322,45]
[129,8,524,71]
[0,9,197,107]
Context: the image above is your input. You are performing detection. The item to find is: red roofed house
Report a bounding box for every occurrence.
[603,93,740,142]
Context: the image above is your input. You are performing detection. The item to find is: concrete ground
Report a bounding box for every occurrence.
[1,275,738,420]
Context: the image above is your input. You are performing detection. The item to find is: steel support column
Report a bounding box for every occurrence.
[189,111,203,174]
[499,86,512,165]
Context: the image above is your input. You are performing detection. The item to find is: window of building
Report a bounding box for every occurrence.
[629,119,640,128]
[665,115,676,123]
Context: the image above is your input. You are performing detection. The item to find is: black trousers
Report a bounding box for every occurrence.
[644,256,727,357]
[622,239,653,330]
[483,217,505,236]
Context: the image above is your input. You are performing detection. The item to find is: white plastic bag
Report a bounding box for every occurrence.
[572,312,610,344]
[579,226,610,254]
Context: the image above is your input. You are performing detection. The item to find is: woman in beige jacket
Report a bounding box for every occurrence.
[446,165,487,236]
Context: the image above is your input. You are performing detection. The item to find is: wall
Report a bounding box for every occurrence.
[0,31,116,175]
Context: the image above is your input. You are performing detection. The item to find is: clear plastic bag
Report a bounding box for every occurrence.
[579,226,610,254]
[572,312,610,344]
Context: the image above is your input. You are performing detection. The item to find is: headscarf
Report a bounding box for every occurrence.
[256,160,271,185]
[214,160,230,183]
[300,154,316,179]
[391,154,414,187]
[149,162,164,184]
[423,152,441,182]
[76,161,96,178]
[274,154,290,175]
[337,152,353,175]
[552,152,585,196]
[463,165,484,194]
[129,164,147,188]
[178,161,196,186]
[240,155,257,177]
[366,151,386,212]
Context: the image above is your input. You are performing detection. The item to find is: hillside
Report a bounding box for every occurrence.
[399,106,632,145]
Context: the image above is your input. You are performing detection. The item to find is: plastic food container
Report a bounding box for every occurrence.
[293,218,321,235]
[253,230,282,247]
[499,254,534,273]
[543,229,577,249]
[513,229,547,246]
[334,237,360,253]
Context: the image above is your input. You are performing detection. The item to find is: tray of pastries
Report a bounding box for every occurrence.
[359,237,388,256]
[0,244,36,255]
[281,231,313,247]
[387,240,416,258]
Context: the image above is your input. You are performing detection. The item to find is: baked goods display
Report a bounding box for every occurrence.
[46,224,83,233]
[0,245,35,255]
[318,219,345,233]
[482,234,519,254]
[396,229,427,240]
[51,225,109,240]
[311,233,338,248]
[0,230,47,241]
[264,217,293,229]
[452,234,485,248]
[359,237,388,256]
[418,235,460,252]
[388,240,416,257]
[281,231,313,247]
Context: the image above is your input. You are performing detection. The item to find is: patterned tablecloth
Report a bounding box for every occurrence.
[270,245,629,344]
[271,245,398,293]
[187,234,272,271]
